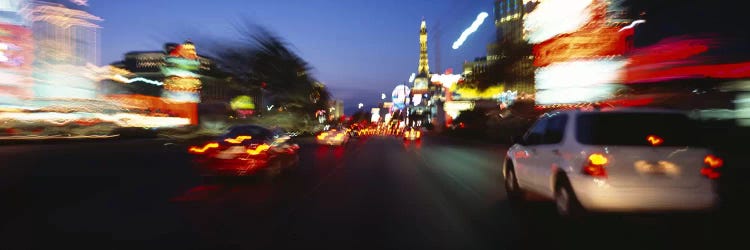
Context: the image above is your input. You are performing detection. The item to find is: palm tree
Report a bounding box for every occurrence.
[209,23,331,116]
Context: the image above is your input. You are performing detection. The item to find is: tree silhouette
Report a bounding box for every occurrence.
[209,23,331,116]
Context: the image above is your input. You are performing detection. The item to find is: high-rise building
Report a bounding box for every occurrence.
[492,0,538,95]
[495,0,530,44]
[328,99,344,120]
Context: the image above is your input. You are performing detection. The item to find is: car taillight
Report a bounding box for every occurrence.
[189,142,219,154]
[225,135,252,144]
[582,153,608,177]
[247,144,271,156]
[701,154,723,179]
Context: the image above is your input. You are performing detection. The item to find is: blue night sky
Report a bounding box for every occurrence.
[88,0,496,114]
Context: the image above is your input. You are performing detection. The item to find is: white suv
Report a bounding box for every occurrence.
[503,108,721,216]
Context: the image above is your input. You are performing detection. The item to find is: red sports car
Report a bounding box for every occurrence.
[188,125,300,179]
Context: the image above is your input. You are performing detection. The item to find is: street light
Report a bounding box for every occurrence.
[358,103,364,109]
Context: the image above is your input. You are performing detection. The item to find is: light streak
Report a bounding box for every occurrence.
[409,73,416,83]
[189,143,219,153]
[113,74,164,86]
[224,135,252,144]
[646,135,663,146]
[535,59,627,89]
[524,0,594,44]
[247,144,271,155]
[619,20,646,32]
[534,59,625,105]
[452,12,490,49]
[0,112,190,128]
[0,134,119,140]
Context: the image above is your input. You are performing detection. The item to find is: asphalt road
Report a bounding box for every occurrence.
[0,135,746,250]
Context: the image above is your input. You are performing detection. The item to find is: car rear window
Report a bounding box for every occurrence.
[575,112,704,146]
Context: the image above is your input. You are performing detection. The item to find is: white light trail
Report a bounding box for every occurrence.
[113,75,164,86]
[534,59,626,105]
[0,112,190,128]
[619,19,646,32]
[535,59,627,89]
[453,12,490,49]
[409,73,416,83]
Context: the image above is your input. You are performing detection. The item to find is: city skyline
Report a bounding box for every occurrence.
[88,0,496,114]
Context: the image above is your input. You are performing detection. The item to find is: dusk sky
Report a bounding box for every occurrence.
[89,0,497,114]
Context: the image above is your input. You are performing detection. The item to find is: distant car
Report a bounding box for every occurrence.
[503,108,720,217]
[403,127,422,141]
[188,125,300,178]
[316,128,350,146]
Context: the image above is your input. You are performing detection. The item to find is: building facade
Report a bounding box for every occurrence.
[328,99,344,120]
[29,0,102,99]
[104,42,258,124]
[493,0,538,95]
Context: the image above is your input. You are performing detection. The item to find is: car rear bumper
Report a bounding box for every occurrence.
[571,178,719,212]
[193,157,270,176]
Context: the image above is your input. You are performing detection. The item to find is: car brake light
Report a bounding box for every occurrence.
[582,153,608,177]
[247,144,271,155]
[701,154,722,179]
[189,142,219,154]
[646,134,663,146]
[225,135,252,144]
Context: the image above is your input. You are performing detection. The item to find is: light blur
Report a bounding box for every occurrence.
[0,0,748,250]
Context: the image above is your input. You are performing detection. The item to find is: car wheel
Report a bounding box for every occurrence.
[555,176,585,219]
[504,163,524,202]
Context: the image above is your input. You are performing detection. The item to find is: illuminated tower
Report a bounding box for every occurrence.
[408,18,433,127]
[413,19,430,94]
[418,19,429,77]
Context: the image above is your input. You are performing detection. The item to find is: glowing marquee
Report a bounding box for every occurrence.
[533,26,631,67]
